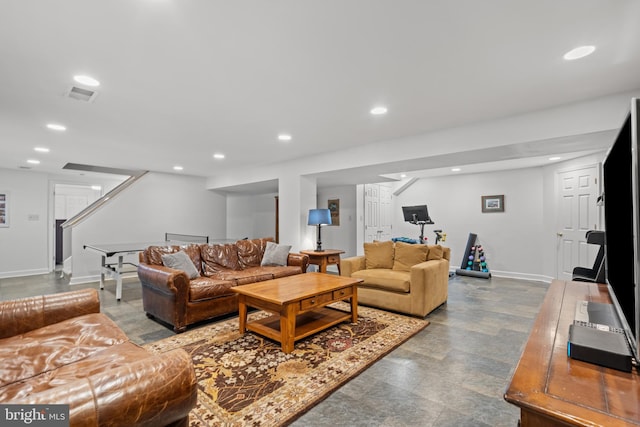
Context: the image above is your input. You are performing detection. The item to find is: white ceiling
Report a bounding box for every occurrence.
[1,1,640,186]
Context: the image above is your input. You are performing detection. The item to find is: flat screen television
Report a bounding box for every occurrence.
[602,97,640,363]
[402,205,432,223]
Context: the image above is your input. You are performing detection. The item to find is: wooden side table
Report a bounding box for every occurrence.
[300,249,345,274]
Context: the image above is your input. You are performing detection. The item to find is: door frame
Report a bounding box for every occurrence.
[554,163,603,280]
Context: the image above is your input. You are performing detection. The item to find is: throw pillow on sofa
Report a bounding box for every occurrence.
[364,240,394,269]
[161,250,200,279]
[427,244,444,260]
[392,242,428,271]
[261,241,292,266]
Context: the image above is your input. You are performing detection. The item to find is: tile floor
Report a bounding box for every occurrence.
[0,271,548,426]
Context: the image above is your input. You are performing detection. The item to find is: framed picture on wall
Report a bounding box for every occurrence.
[328,199,340,226]
[0,192,8,227]
[481,195,504,213]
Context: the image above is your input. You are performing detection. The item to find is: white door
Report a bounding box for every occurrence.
[556,165,601,280]
[364,184,393,242]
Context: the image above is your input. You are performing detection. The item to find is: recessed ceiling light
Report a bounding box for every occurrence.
[213,153,225,159]
[451,168,461,172]
[46,123,66,131]
[563,46,595,61]
[27,159,40,164]
[91,185,102,191]
[400,174,407,178]
[370,106,388,115]
[549,156,562,161]
[73,75,100,87]
[173,165,184,171]
[34,147,50,153]
[278,134,292,142]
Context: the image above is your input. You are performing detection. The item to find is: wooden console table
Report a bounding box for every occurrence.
[300,249,345,274]
[504,279,639,426]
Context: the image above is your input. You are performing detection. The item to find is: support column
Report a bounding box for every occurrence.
[278,172,317,252]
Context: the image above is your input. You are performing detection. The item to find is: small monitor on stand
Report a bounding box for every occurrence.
[402,205,434,243]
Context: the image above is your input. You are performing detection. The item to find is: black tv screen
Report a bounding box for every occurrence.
[603,97,639,362]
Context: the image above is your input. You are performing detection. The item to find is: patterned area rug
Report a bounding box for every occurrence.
[144,302,429,426]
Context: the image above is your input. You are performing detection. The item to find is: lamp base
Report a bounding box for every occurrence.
[316,225,324,252]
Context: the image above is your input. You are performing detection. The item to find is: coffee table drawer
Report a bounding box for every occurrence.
[333,287,352,300]
[300,292,332,310]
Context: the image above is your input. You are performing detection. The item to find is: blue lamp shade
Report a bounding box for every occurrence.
[308,209,332,226]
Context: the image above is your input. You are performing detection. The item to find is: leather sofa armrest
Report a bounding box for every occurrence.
[287,252,310,273]
[340,256,366,277]
[137,262,190,299]
[0,288,100,339]
[10,348,197,427]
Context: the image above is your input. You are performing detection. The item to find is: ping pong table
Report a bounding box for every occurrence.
[83,234,224,301]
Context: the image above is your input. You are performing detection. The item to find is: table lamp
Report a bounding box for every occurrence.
[308,208,332,251]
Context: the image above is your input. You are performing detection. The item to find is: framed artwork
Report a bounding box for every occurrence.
[0,192,8,227]
[481,195,504,213]
[328,199,340,226]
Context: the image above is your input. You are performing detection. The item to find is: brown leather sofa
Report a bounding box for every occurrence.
[137,237,309,332]
[0,288,197,427]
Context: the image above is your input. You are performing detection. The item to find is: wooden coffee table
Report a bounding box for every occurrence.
[231,272,362,353]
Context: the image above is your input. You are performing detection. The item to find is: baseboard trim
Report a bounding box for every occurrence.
[490,271,553,283]
[69,275,101,285]
[450,269,553,283]
[0,268,49,279]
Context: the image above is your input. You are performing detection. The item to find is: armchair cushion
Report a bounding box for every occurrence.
[392,242,428,272]
[364,240,394,269]
[162,250,200,279]
[352,269,411,293]
[427,244,444,260]
[0,313,129,389]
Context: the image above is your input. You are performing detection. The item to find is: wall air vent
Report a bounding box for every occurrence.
[66,86,98,102]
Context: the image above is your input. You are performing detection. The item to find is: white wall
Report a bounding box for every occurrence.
[0,169,49,278]
[225,187,358,265]
[70,172,226,284]
[391,168,545,281]
[226,193,278,240]
[317,185,358,258]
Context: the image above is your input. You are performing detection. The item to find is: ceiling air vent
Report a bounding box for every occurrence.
[66,86,98,102]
